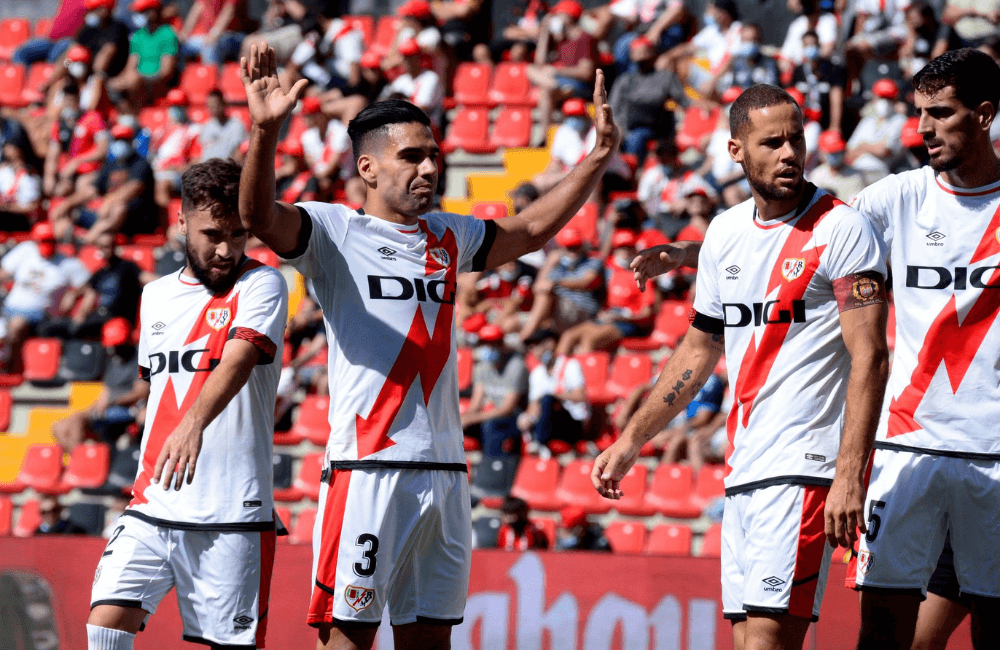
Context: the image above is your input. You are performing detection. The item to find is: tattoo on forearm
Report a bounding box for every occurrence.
[662,369,701,408]
[833,270,886,312]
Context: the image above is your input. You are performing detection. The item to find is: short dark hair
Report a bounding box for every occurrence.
[513,182,539,202]
[802,29,819,42]
[347,99,431,165]
[207,88,224,102]
[181,158,242,221]
[912,48,1000,112]
[501,496,529,514]
[729,84,800,139]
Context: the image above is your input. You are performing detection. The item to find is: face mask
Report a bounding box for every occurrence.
[133,13,148,28]
[117,115,138,130]
[826,152,844,168]
[167,106,187,124]
[397,26,416,41]
[475,346,502,364]
[498,269,516,282]
[540,350,554,365]
[549,16,565,36]
[84,11,101,27]
[803,45,819,60]
[566,116,588,132]
[703,13,717,29]
[60,107,79,122]
[737,41,759,58]
[874,98,893,118]
[68,62,88,79]
[614,251,632,267]
[561,253,579,266]
[109,140,132,160]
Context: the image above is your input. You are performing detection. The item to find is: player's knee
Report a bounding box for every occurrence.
[86,624,136,650]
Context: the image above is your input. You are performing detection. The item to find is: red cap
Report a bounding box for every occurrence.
[110,123,135,140]
[165,88,188,106]
[31,221,56,242]
[84,0,115,10]
[901,116,922,148]
[462,312,488,334]
[818,129,845,154]
[560,505,587,529]
[785,87,805,107]
[279,139,304,157]
[630,35,654,50]
[239,140,250,155]
[131,0,161,11]
[360,51,381,69]
[555,227,583,248]
[478,323,504,343]
[398,0,432,18]
[398,38,421,57]
[551,0,583,19]
[301,96,322,115]
[611,229,638,249]
[562,98,587,117]
[65,45,92,64]
[102,317,132,348]
[872,78,899,100]
[721,86,742,105]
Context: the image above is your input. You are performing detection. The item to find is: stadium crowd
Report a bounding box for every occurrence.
[1,0,998,550]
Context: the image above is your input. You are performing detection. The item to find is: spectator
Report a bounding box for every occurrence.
[0,222,90,373]
[150,89,202,208]
[287,7,365,93]
[108,0,180,106]
[473,0,547,64]
[112,97,152,159]
[527,0,598,145]
[609,35,690,159]
[0,140,43,231]
[707,23,780,95]
[382,39,445,129]
[845,78,908,180]
[462,324,529,457]
[654,373,726,462]
[592,0,691,75]
[392,0,444,67]
[695,88,751,208]
[43,83,108,199]
[780,0,838,67]
[557,506,610,551]
[497,497,550,550]
[52,317,149,451]
[0,115,32,160]
[663,0,742,86]
[177,0,249,65]
[790,30,846,132]
[637,138,682,220]
[35,497,88,535]
[276,139,319,204]
[901,1,964,78]
[299,96,352,194]
[532,98,592,193]
[942,0,1000,47]
[674,179,719,242]
[519,227,604,341]
[154,224,187,277]
[60,45,114,115]
[843,0,909,89]
[199,89,248,161]
[457,260,536,333]
[241,0,313,65]
[50,124,157,243]
[431,0,487,63]
[810,129,868,202]
[518,329,588,456]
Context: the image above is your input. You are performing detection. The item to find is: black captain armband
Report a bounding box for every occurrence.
[689,309,724,335]
[275,206,314,260]
[471,220,497,272]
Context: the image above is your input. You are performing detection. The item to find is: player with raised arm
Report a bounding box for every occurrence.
[86,159,288,650]
[237,44,619,650]
[592,84,889,650]
[850,48,1000,650]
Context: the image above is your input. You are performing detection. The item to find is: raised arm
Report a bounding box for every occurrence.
[238,44,309,255]
[483,71,621,269]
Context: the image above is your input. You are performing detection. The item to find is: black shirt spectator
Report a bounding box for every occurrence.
[0,117,32,158]
[94,152,157,235]
[90,256,142,322]
[792,56,846,131]
[76,18,132,78]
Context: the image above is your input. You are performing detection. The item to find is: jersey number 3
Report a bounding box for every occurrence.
[354,534,379,577]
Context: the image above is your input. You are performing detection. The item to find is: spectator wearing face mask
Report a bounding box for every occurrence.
[108,0,180,106]
[519,329,588,456]
[780,0,838,68]
[457,260,537,334]
[381,38,446,129]
[705,23,779,96]
[287,6,366,94]
[43,83,108,199]
[674,179,720,242]
[60,45,114,115]
[462,324,529,457]
[845,78,908,180]
[299,96,353,196]
[112,97,152,160]
[790,30,846,133]
[661,0,742,88]
[496,497,550,550]
[810,129,868,203]
[694,88,752,208]
[533,98,593,193]
[275,139,320,204]
[150,89,202,208]
[900,1,964,79]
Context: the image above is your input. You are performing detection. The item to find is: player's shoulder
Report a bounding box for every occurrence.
[140,269,180,297]
[853,166,931,206]
[704,198,754,240]
[238,259,287,291]
[296,200,355,222]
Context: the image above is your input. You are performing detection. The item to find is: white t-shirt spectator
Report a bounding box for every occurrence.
[388,69,445,115]
[291,18,366,84]
[301,119,352,178]
[780,13,838,65]
[847,112,907,174]
[610,0,681,25]
[528,356,589,422]
[0,165,41,207]
[198,115,247,161]
[1,242,90,315]
[549,121,590,170]
[691,20,743,69]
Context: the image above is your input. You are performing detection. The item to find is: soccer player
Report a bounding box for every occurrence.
[592,84,889,650]
[850,48,1000,650]
[86,159,288,650]
[237,45,620,650]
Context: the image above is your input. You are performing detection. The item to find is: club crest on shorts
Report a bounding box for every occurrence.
[427,247,450,269]
[782,258,806,282]
[345,585,375,612]
[858,550,875,574]
[93,565,102,586]
[205,307,231,331]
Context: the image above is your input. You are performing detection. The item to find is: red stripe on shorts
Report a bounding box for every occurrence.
[307,469,353,626]
[788,485,830,618]
[256,528,277,648]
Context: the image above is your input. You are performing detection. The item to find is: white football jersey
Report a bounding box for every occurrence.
[851,168,1000,458]
[693,185,887,493]
[127,260,288,529]
[285,202,491,467]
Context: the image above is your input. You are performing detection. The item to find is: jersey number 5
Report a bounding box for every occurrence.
[865,500,886,543]
[354,534,379,577]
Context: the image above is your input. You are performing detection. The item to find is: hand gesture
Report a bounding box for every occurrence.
[240,43,309,131]
[152,417,204,491]
[591,69,622,158]
[824,473,867,548]
[630,243,688,290]
[590,436,642,499]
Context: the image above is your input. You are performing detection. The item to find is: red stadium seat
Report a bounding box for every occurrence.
[0,63,27,107]
[61,442,111,489]
[75,245,105,274]
[188,105,210,123]
[676,106,721,152]
[575,352,611,405]
[0,19,30,61]
[230,105,252,129]
[273,427,304,446]
[131,233,167,247]
[25,62,55,95]
[605,353,653,401]
[643,463,702,518]
[564,202,599,246]
[167,198,183,226]
[293,452,325,502]
[624,299,692,351]
[647,523,693,556]
[692,464,726,509]
[371,16,400,55]
[510,456,562,511]
[247,247,280,268]
[0,373,25,389]
[611,464,651,516]
[343,16,374,46]
[472,202,508,221]
[13,499,40,537]
[441,108,495,154]
[179,63,218,106]
[284,114,307,144]
[22,338,61,383]
[0,496,11,535]
[291,395,331,447]
[0,389,10,431]
[289,508,317,544]
[34,17,52,38]
[274,506,292,541]
[450,63,492,107]
[605,521,646,553]
[488,62,534,107]
[119,245,155,273]
[138,107,168,132]
[456,347,472,393]
[219,62,246,104]
[16,444,67,495]
[490,107,532,149]
[554,459,611,514]
[699,522,723,558]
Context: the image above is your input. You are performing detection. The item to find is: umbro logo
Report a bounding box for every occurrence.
[233,615,254,630]
[926,231,945,247]
[378,246,398,260]
[151,321,166,336]
[725,265,740,279]
[762,576,786,592]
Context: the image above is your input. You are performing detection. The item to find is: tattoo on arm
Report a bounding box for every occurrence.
[833,270,886,312]
[662,370,703,408]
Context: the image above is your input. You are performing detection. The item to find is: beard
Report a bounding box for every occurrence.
[185,240,241,294]
[928,147,962,172]
[745,162,804,202]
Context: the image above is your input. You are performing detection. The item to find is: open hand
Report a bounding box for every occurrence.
[240,43,309,130]
[590,436,641,499]
[824,474,867,548]
[152,418,204,491]
[630,243,691,290]
[591,69,621,158]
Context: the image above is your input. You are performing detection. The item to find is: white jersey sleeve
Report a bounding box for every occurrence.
[283,201,352,278]
[849,173,901,247]
[229,267,288,364]
[818,206,887,283]
[693,216,726,320]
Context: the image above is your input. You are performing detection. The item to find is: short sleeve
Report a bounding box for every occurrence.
[527,365,546,402]
[64,257,91,288]
[162,28,179,55]
[282,202,349,278]
[563,358,585,391]
[849,175,897,247]
[1,242,27,274]
[229,267,289,365]
[820,207,887,284]
[433,213,489,274]
[138,299,150,380]
[692,226,723,320]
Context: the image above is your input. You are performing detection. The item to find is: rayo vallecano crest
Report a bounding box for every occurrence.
[781,258,806,282]
[345,585,374,612]
[428,247,451,269]
[206,307,231,331]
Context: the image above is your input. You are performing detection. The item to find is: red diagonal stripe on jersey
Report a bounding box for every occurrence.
[888,203,1000,437]
[725,194,837,472]
[354,223,459,459]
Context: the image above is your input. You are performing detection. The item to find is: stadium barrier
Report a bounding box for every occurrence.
[0,537,973,649]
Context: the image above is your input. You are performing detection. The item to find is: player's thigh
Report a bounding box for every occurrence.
[90,516,175,620]
[947,458,1000,599]
[316,622,378,650]
[721,493,750,621]
[912,592,969,650]
[855,450,948,592]
[858,590,922,650]
[743,612,812,650]
[391,620,452,650]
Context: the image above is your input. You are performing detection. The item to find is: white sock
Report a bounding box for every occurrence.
[86,624,136,650]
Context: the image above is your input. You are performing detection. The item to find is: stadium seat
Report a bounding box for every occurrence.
[647,523,693,556]
[231,105,252,129]
[370,16,400,54]
[16,444,67,495]
[0,19,30,61]
[621,299,691,351]
[188,106,210,123]
[291,395,331,447]
[247,247,280,268]
[219,62,246,104]
[24,62,55,95]
[441,108,495,154]
[472,516,501,548]
[564,202,599,246]
[470,453,518,509]
[575,351,611,405]
[449,62,492,108]
[472,202,508,221]
[289,508,316,544]
[0,389,10,431]
[343,16,374,46]
[490,107,533,149]
[76,245,105,273]
[22,338,62,383]
[510,456,562,511]
[611,464,651,516]
[0,496,11,535]
[293,452,325,501]
[274,506,292,541]
[118,245,156,273]
[131,233,167,247]
[676,106,721,152]
[0,62,27,107]
[699,522,723,558]
[59,339,106,382]
[605,521,646,553]
[643,463,702,518]
[456,347,472,393]
[487,62,534,107]
[273,453,304,502]
[554,459,611,514]
[0,373,23,388]
[138,107,168,132]
[33,17,52,37]
[692,464,727,509]
[179,63,218,106]
[605,353,653,401]
[61,442,111,489]
[273,427,304,446]
[13,499,40,537]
